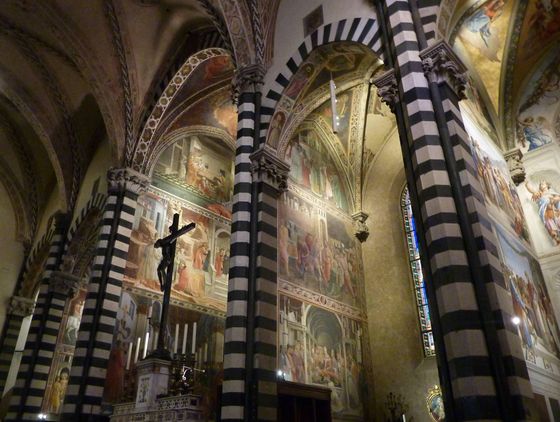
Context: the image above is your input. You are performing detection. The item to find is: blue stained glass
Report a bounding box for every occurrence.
[401,186,435,358]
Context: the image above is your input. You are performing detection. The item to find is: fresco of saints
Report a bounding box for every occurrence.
[462,0,506,61]
[525,180,560,244]
[47,367,70,413]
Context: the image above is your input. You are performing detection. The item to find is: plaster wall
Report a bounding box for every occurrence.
[362,131,439,421]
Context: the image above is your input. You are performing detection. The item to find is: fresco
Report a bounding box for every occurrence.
[524,179,560,246]
[169,89,237,138]
[513,0,560,93]
[278,191,361,308]
[152,134,234,217]
[174,55,234,105]
[496,226,560,360]
[278,295,365,418]
[285,130,349,211]
[454,0,513,111]
[104,291,225,420]
[314,89,353,151]
[463,114,530,242]
[516,52,560,153]
[42,288,87,415]
[124,189,230,313]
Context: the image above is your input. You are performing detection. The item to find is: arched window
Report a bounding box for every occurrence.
[401,186,435,357]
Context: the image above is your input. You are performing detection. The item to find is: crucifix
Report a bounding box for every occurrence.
[150,213,195,360]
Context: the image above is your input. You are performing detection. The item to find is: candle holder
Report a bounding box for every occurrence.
[169,353,197,395]
[385,392,409,422]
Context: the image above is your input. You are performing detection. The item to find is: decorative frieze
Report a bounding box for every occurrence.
[8,295,35,317]
[107,167,150,195]
[372,69,399,112]
[420,40,468,100]
[250,146,289,194]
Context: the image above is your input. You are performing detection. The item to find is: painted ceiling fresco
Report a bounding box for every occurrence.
[283,43,377,104]
[452,0,513,113]
[511,1,560,97]
[516,51,560,153]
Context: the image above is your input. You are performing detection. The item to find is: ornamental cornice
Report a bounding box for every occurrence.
[49,271,84,297]
[352,211,370,243]
[232,63,265,103]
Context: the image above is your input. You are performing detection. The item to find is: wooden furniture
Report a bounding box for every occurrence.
[277,380,332,422]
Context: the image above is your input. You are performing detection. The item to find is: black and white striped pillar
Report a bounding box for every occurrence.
[221,65,261,422]
[420,40,534,418]
[0,296,35,397]
[61,167,149,420]
[375,1,534,420]
[6,213,69,422]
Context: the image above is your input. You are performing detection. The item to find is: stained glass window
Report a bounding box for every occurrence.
[401,186,435,357]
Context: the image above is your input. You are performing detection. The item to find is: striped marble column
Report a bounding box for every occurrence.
[221,65,260,422]
[420,40,534,418]
[6,213,69,422]
[248,147,288,421]
[376,1,524,420]
[0,296,35,396]
[61,167,148,420]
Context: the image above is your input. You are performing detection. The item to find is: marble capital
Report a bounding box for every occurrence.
[231,63,265,103]
[250,146,290,195]
[107,167,150,195]
[8,295,35,317]
[420,40,468,100]
[49,271,84,297]
[504,148,525,186]
[372,69,399,112]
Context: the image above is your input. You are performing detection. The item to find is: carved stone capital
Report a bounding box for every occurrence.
[420,40,468,100]
[250,147,290,195]
[352,211,370,243]
[372,69,399,112]
[232,63,265,103]
[107,167,150,195]
[8,295,35,317]
[49,271,84,297]
[504,148,526,186]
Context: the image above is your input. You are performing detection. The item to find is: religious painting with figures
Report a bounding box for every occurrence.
[124,189,230,313]
[286,129,349,211]
[495,225,560,362]
[278,295,366,419]
[152,134,234,218]
[278,191,362,308]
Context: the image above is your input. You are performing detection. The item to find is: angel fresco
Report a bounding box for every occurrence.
[461,0,506,62]
[525,180,560,245]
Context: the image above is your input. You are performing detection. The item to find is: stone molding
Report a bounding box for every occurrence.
[49,271,84,297]
[420,40,468,100]
[107,167,150,195]
[8,295,35,317]
[250,146,289,194]
[504,148,525,186]
[372,69,399,111]
[352,211,370,243]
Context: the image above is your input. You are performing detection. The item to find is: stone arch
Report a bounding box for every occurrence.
[260,17,384,149]
[0,160,32,246]
[129,48,232,174]
[17,230,54,299]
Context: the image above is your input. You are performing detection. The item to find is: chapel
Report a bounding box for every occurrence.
[0,1,559,421]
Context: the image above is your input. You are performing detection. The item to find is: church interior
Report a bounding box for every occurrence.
[0,1,559,421]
